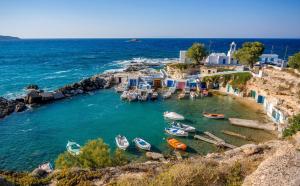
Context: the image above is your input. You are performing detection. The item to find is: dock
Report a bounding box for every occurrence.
[194,134,237,149]
[221,130,247,140]
[204,131,225,143]
[228,118,276,131]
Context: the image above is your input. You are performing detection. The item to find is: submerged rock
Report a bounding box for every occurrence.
[25,91,42,104]
[26,84,39,90]
[15,102,26,112]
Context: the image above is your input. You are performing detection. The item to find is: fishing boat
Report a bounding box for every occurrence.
[162,91,172,99]
[127,91,138,102]
[138,94,148,101]
[165,127,188,137]
[203,112,225,119]
[133,137,151,151]
[171,121,196,132]
[66,141,81,155]
[38,162,53,173]
[121,91,128,100]
[190,91,197,99]
[151,91,158,100]
[115,135,129,150]
[167,138,187,151]
[164,111,185,121]
[177,92,186,99]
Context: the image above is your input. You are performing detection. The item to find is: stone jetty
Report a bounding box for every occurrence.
[0,73,115,119]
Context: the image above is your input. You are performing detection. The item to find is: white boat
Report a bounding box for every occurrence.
[121,91,128,100]
[66,141,81,156]
[151,91,158,100]
[133,137,151,151]
[165,127,188,137]
[162,91,172,99]
[171,122,196,132]
[128,92,138,102]
[115,135,129,150]
[190,91,196,99]
[38,162,53,173]
[164,111,185,121]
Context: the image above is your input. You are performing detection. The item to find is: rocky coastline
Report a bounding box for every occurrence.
[0,73,115,119]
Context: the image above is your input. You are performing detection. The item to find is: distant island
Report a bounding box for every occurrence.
[0,35,21,40]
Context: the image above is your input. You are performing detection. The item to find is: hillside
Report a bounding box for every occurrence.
[0,35,21,40]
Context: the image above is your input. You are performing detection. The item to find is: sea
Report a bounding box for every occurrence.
[0,38,299,171]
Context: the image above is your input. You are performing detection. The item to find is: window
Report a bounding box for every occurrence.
[223,59,226,64]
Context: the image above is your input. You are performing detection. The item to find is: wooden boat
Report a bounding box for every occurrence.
[38,162,53,173]
[162,91,172,99]
[66,141,81,155]
[167,138,187,151]
[151,91,159,100]
[190,91,197,99]
[202,90,209,97]
[177,92,186,99]
[133,138,151,151]
[171,121,196,132]
[127,91,138,102]
[203,112,225,119]
[115,135,129,150]
[164,111,185,121]
[120,91,128,100]
[165,127,188,137]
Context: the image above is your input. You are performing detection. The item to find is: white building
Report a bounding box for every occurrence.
[259,54,287,67]
[205,42,239,65]
[179,50,192,63]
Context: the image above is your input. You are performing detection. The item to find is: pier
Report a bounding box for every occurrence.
[228,118,276,131]
[194,132,237,149]
[221,130,248,140]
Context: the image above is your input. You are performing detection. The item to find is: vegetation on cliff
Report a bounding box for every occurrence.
[202,72,252,90]
[288,52,300,71]
[283,114,300,137]
[55,138,128,169]
[186,43,208,64]
[233,42,265,68]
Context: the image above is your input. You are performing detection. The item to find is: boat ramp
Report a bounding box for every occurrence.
[228,118,276,131]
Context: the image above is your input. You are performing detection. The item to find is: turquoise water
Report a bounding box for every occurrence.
[2,38,297,171]
[0,89,274,171]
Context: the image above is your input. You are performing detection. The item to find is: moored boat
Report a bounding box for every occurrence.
[133,137,151,151]
[165,127,188,137]
[115,135,129,150]
[121,91,128,100]
[38,162,53,173]
[190,91,196,99]
[167,138,187,151]
[162,91,172,99]
[151,91,158,100]
[66,141,81,155]
[203,112,225,119]
[171,121,196,132]
[164,111,185,121]
[177,92,186,99]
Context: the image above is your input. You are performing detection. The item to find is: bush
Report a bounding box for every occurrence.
[55,138,128,169]
[283,114,300,137]
[288,52,300,71]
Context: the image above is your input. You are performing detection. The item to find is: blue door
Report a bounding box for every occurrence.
[257,95,265,104]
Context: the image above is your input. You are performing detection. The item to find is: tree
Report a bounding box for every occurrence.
[233,42,265,68]
[283,114,300,137]
[288,52,300,71]
[55,138,128,169]
[78,139,112,169]
[186,43,208,64]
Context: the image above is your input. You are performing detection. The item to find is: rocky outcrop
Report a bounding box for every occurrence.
[0,73,115,119]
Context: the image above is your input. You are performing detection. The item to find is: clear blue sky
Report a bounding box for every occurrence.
[1,0,300,38]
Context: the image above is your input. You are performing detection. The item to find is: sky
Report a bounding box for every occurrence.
[0,0,300,38]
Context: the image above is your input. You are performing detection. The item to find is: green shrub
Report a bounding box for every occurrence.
[283,114,300,137]
[225,162,243,186]
[55,138,128,169]
[288,52,300,71]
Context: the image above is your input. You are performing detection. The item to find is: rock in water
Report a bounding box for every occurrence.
[26,84,39,90]
[25,91,42,104]
[15,102,26,112]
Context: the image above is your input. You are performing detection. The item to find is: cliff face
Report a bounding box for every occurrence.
[247,67,300,116]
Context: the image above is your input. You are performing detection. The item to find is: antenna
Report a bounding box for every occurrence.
[284,46,288,61]
[271,45,274,54]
